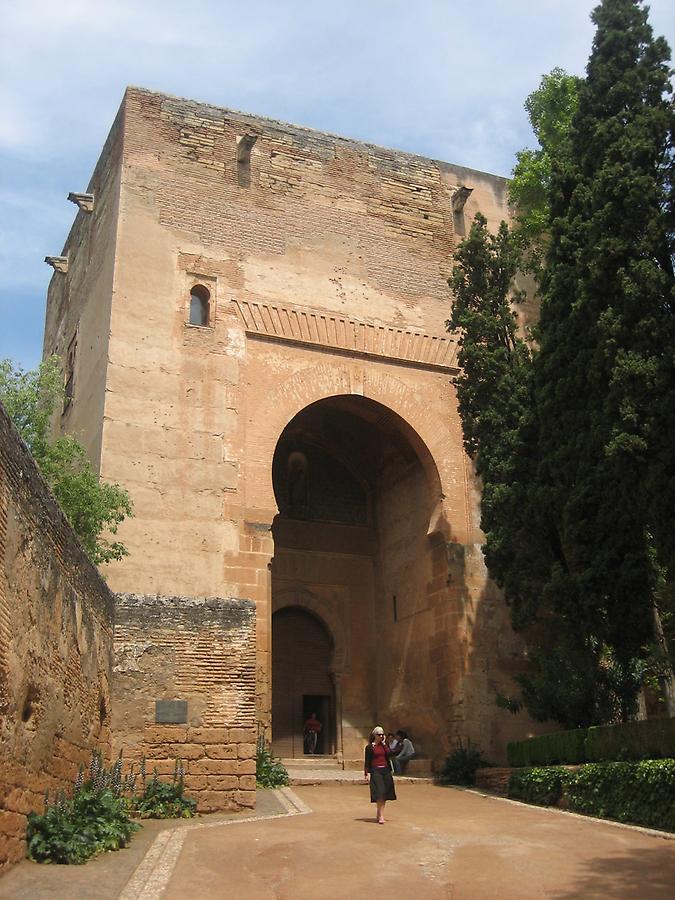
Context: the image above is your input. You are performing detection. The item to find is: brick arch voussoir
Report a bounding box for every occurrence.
[261,361,451,493]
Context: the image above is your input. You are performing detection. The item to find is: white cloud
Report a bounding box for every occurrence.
[1,0,673,366]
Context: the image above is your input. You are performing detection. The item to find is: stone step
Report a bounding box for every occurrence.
[280,756,342,769]
[405,759,433,776]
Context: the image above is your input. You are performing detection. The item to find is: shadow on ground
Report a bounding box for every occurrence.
[552,844,675,899]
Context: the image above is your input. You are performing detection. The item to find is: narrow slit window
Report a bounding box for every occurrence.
[189,285,210,327]
[63,332,77,412]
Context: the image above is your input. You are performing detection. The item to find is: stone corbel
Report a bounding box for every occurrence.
[44,255,69,273]
[68,192,95,213]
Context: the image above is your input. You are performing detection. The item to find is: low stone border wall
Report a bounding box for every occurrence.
[474,767,512,795]
[119,725,256,812]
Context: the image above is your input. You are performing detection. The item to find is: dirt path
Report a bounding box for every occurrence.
[1,784,672,899]
[164,784,675,899]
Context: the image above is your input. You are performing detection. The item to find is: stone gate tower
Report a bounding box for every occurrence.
[43,87,532,769]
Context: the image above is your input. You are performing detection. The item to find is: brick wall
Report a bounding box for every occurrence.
[112,594,256,812]
[0,402,115,872]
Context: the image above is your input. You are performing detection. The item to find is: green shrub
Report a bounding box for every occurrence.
[26,751,200,864]
[438,743,489,786]
[505,759,675,831]
[133,760,196,819]
[256,734,289,788]
[26,752,139,865]
[566,759,675,831]
[507,767,568,805]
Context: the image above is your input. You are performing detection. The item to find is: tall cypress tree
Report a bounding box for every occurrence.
[448,216,608,727]
[535,0,674,719]
[447,215,541,625]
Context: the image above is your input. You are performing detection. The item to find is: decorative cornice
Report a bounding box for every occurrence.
[232,299,458,373]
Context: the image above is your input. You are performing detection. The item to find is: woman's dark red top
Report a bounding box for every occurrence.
[364,741,391,775]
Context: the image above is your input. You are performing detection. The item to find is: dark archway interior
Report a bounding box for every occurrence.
[272,606,334,758]
[272,395,421,527]
[271,396,446,762]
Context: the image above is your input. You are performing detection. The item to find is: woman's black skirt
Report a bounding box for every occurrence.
[369,766,397,802]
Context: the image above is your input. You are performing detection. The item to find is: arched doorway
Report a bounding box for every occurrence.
[270,395,449,764]
[272,607,335,757]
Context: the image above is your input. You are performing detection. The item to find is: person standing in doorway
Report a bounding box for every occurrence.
[364,726,396,824]
[303,712,322,754]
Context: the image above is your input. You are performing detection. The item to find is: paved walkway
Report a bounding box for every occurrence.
[0,790,288,900]
[1,784,673,898]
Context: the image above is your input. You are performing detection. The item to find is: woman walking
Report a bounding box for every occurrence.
[364,726,396,824]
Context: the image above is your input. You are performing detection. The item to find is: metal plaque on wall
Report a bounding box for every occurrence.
[155,699,188,724]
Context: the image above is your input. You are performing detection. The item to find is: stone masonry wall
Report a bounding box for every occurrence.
[112,594,256,812]
[43,85,543,768]
[0,401,115,872]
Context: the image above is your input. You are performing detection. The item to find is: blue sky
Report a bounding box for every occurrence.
[1,0,673,370]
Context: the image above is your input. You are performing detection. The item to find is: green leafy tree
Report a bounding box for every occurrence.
[535,0,674,720]
[509,68,580,273]
[0,357,133,564]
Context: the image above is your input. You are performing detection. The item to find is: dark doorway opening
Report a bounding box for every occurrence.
[272,606,335,758]
[303,694,331,755]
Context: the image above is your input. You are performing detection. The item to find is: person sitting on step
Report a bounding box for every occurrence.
[392,731,415,774]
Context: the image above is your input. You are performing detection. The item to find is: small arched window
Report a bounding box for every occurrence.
[189,285,210,327]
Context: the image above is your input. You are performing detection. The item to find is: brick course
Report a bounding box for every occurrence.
[112,594,256,812]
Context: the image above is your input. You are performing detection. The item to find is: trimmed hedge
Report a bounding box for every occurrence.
[566,760,675,832]
[507,717,675,767]
[507,759,675,832]
[508,728,587,767]
[585,719,675,762]
[508,767,567,805]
